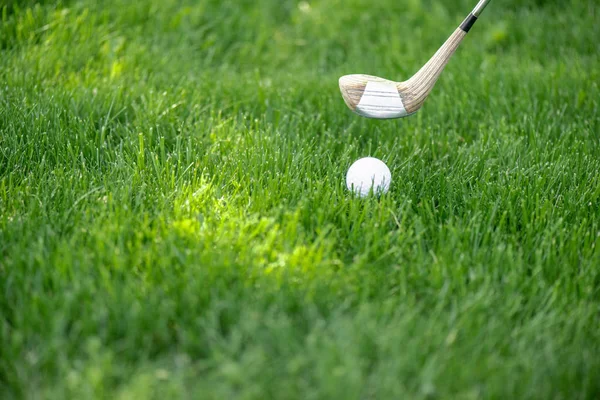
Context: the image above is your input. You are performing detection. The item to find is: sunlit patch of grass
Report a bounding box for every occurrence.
[170,181,340,285]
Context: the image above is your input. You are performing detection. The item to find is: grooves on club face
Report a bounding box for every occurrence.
[339,0,492,120]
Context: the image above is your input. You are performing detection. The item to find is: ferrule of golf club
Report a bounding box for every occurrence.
[339,0,492,120]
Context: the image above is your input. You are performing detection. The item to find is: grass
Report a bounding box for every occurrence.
[1,0,599,398]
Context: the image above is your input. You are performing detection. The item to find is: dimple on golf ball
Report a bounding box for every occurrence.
[346,157,391,197]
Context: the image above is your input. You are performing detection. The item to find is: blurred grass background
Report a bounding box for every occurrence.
[1,0,599,398]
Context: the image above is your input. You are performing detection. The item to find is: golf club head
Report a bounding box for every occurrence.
[339,74,417,120]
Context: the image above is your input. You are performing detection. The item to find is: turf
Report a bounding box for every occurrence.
[1,0,599,398]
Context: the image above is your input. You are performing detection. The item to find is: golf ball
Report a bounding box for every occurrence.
[346,157,391,197]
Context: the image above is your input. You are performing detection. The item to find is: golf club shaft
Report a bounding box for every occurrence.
[402,0,492,110]
[472,0,492,17]
[460,0,492,32]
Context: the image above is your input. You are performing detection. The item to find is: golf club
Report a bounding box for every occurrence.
[339,0,492,119]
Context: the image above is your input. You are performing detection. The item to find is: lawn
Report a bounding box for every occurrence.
[1,0,599,398]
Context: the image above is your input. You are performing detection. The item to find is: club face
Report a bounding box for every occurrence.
[339,74,421,120]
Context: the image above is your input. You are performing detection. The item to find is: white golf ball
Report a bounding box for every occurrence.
[346,157,391,197]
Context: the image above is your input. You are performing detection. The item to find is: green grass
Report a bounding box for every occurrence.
[1,0,599,398]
